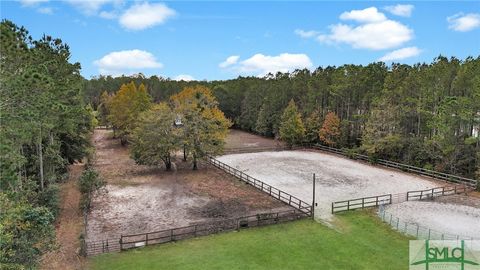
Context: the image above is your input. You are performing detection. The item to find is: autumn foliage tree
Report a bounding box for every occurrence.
[171,86,231,169]
[319,112,341,147]
[279,99,305,147]
[130,103,179,170]
[108,82,152,144]
[304,109,322,143]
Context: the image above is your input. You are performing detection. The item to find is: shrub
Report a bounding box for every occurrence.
[0,193,55,269]
[38,184,61,218]
[78,168,105,211]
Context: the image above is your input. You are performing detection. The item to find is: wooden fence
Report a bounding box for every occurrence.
[331,184,470,214]
[331,194,392,213]
[119,209,308,251]
[207,156,313,216]
[406,185,469,201]
[309,144,478,188]
[224,146,286,154]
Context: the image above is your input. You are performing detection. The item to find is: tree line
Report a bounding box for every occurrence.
[86,56,480,181]
[0,20,95,268]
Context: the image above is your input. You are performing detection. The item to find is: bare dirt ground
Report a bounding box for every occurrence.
[385,200,480,239]
[225,129,284,149]
[40,163,86,270]
[86,129,291,241]
[217,151,442,220]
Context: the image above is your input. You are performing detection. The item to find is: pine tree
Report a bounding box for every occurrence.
[279,99,305,147]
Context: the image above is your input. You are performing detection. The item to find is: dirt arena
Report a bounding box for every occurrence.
[86,130,292,241]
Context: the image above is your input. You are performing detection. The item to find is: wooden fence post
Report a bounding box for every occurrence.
[119,235,123,251]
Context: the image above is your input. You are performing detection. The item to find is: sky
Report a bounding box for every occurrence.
[1,1,480,81]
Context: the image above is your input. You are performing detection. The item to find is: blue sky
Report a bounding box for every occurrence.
[2,1,479,80]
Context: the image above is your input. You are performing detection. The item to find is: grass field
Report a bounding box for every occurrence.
[90,211,411,270]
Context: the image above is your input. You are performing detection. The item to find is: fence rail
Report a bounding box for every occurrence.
[309,144,478,188]
[378,207,476,240]
[119,209,308,251]
[331,194,392,213]
[207,156,312,216]
[407,185,469,201]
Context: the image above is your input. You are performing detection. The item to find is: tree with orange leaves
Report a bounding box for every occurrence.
[171,86,231,169]
[319,111,341,147]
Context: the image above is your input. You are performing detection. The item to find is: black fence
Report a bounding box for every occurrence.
[120,209,308,251]
[83,238,121,256]
[331,194,392,213]
[309,144,477,188]
[406,185,469,201]
[207,156,313,216]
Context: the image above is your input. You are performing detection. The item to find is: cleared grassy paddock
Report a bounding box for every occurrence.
[90,211,410,270]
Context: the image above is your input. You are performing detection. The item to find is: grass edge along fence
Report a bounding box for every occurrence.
[83,209,308,256]
[120,209,308,251]
[310,144,477,189]
[331,185,470,214]
[377,206,476,241]
[207,156,313,216]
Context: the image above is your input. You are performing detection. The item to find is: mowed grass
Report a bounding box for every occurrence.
[90,211,410,270]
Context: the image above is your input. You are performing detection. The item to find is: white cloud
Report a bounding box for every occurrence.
[99,10,117,19]
[340,7,386,23]
[94,49,163,76]
[19,0,48,7]
[119,2,176,31]
[316,7,413,50]
[378,46,421,61]
[221,53,313,76]
[447,13,480,32]
[37,7,53,14]
[219,55,240,68]
[174,74,195,81]
[384,4,414,17]
[294,29,320,38]
[65,0,119,16]
[318,20,413,50]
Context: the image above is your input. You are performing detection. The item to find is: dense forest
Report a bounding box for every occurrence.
[0,20,95,268]
[85,57,480,180]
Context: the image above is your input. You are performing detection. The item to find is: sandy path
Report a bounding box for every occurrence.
[40,164,86,270]
[217,151,441,220]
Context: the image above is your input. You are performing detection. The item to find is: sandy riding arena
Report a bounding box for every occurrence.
[384,196,480,239]
[217,150,441,220]
[86,130,292,241]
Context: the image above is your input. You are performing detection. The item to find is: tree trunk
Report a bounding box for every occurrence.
[37,132,44,191]
[193,154,197,170]
[183,144,187,161]
[165,154,172,171]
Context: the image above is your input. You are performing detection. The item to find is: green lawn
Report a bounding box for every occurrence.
[90,211,410,270]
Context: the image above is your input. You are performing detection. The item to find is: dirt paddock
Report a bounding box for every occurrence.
[86,130,291,241]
